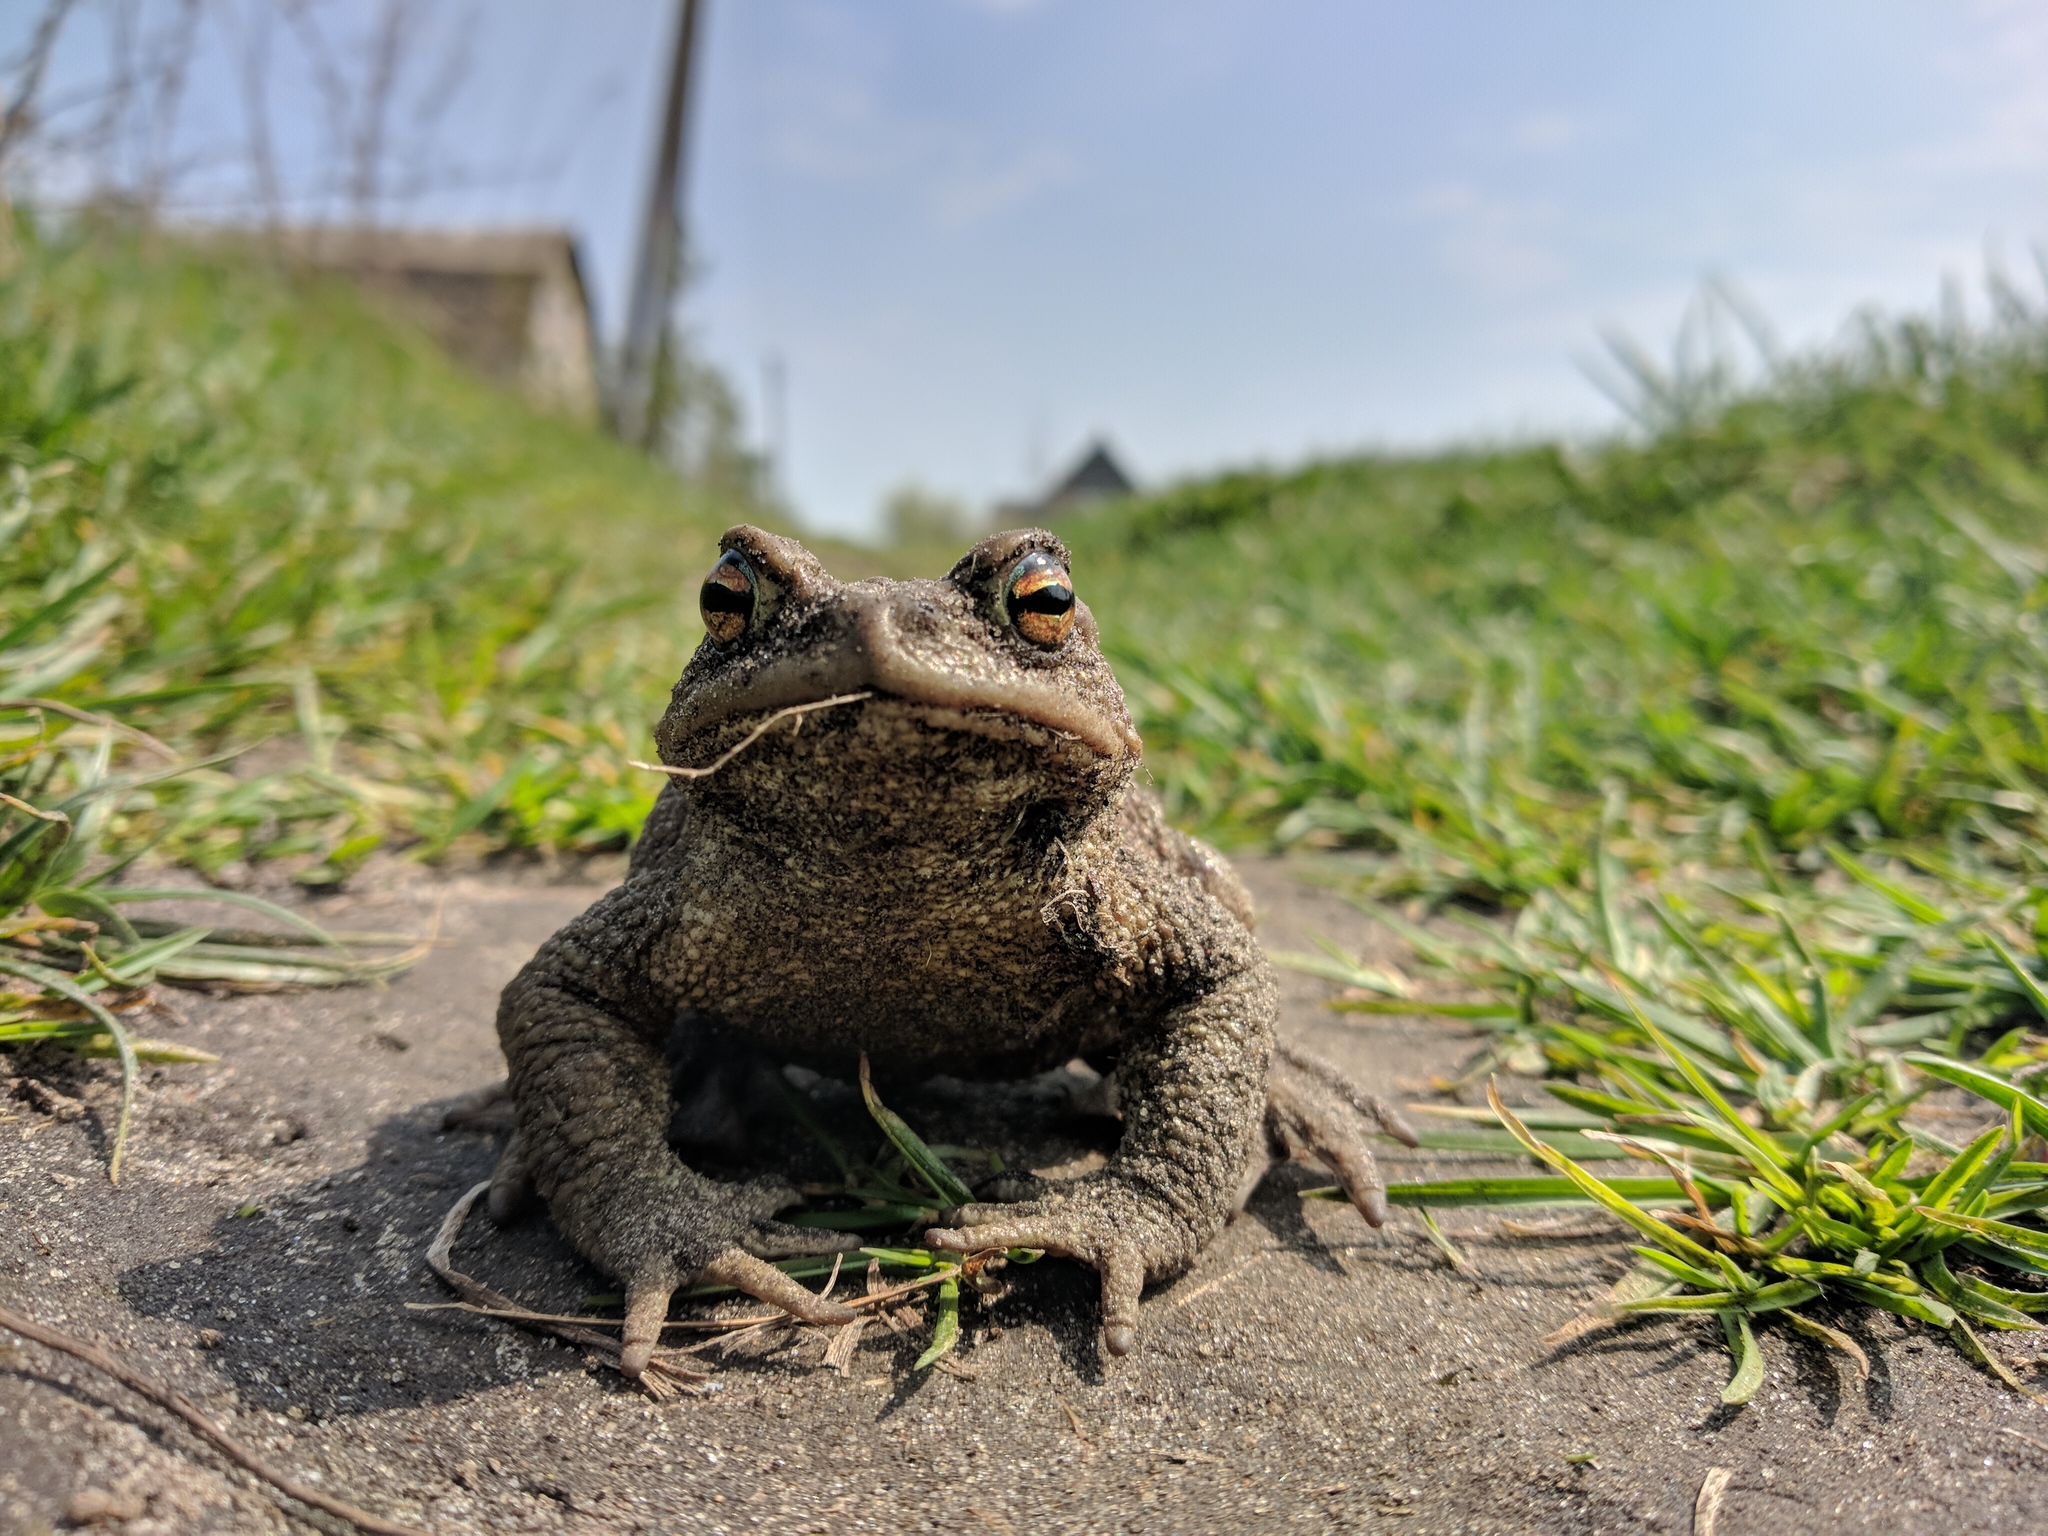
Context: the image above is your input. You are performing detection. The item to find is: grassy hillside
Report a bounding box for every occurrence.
[0,222,769,876]
[1062,312,2048,902]
[6,221,2047,908]
[1050,311,2048,1401]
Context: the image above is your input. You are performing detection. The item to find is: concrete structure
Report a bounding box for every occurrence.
[271,226,602,422]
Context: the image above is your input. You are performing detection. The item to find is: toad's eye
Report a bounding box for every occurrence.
[699,550,756,643]
[1006,551,1076,647]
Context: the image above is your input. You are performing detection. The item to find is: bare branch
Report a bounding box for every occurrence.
[346,0,411,226]
[390,0,476,205]
[0,1301,433,1536]
[0,0,81,179]
[140,0,202,215]
[86,0,141,198]
[208,0,283,231]
[275,0,352,218]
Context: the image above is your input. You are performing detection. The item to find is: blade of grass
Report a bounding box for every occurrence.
[914,1271,962,1370]
[0,954,137,1181]
[1486,1080,1745,1286]
[1922,1251,2040,1329]
[1951,1315,2048,1403]
[100,888,356,954]
[1987,935,2048,1025]
[1629,1011,1801,1196]
[1836,1278,1957,1327]
[1415,1207,1472,1272]
[1339,1175,1690,1209]
[1719,1310,1765,1405]
[1904,1055,2048,1140]
[1782,1310,1870,1377]
[858,1054,976,1209]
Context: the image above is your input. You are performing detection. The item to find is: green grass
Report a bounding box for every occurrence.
[1301,827,2048,1402]
[0,216,763,875]
[1044,290,2048,1401]
[14,219,2047,891]
[1060,305,2048,895]
[0,218,767,1177]
[0,700,430,1180]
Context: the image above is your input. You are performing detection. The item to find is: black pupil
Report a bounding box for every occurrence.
[1015,579,1073,614]
[702,563,752,616]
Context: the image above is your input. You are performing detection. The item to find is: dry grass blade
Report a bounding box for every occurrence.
[0,791,66,823]
[713,1317,794,1358]
[1416,1207,1474,1273]
[0,954,138,1182]
[815,1250,845,1303]
[1693,1466,1732,1536]
[1168,1250,1269,1309]
[846,1268,961,1311]
[1780,1310,1870,1379]
[1540,1308,1622,1348]
[1951,1317,2048,1405]
[403,1300,793,1334]
[1542,1263,1676,1346]
[1495,1215,1617,1240]
[629,693,872,781]
[824,1317,866,1375]
[0,1302,429,1536]
[0,699,177,760]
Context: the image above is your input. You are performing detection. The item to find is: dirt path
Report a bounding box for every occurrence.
[4,858,2047,1535]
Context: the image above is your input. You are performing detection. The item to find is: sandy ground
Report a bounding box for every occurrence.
[5,856,2048,1536]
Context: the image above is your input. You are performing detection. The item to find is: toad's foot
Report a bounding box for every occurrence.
[925,1175,1197,1358]
[1263,1043,1418,1225]
[622,1245,857,1377]
[482,1134,859,1376]
[596,1174,861,1379]
[441,1077,515,1131]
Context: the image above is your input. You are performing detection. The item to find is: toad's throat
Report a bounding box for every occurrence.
[661,615,1140,763]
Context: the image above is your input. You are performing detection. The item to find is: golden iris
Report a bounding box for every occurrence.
[699,551,755,643]
[1007,551,1076,647]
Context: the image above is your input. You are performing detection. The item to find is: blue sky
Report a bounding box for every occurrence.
[16,1,2048,535]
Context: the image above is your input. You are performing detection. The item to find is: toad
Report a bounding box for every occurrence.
[492,525,1409,1376]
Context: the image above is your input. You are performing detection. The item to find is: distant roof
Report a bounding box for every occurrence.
[1055,442,1135,501]
[1028,439,1136,519]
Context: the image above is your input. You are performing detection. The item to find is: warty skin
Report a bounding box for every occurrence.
[492,524,1407,1375]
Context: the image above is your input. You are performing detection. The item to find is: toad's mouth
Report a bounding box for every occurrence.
[658,619,1140,766]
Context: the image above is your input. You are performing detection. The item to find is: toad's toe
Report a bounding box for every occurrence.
[1266,1043,1416,1226]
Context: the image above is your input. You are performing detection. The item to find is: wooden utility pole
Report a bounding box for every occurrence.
[614,0,704,448]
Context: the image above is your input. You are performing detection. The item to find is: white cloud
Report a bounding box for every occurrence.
[1920,13,2048,180]
[754,39,1077,232]
[1508,111,1594,156]
[929,145,1076,230]
[1405,182,1568,299]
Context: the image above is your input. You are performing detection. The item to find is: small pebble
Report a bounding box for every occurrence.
[65,1488,145,1524]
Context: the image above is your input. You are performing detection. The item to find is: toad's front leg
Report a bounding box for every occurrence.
[927,964,1275,1356]
[498,887,858,1379]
